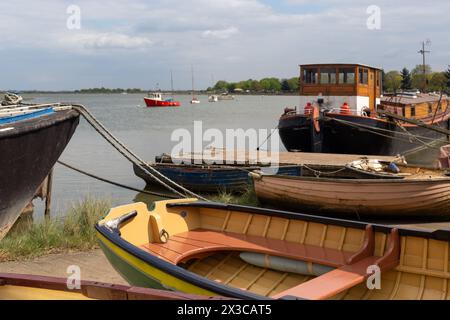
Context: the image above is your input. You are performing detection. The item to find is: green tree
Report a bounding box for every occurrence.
[384,71,402,92]
[287,77,299,92]
[411,64,433,91]
[400,68,412,90]
[250,80,261,92]
[259,78,281,92]
[226,82,236,92]
[445,65,450,89]
[213,80,229,91]
[429,72,447,92]
[281,79,291,92]
[381,69,387,92]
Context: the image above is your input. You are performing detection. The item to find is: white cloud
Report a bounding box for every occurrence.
[0,0,448,90]
[202,27,239,40]
[61,32,153,50]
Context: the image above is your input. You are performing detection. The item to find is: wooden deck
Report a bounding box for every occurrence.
[169,149,396,166]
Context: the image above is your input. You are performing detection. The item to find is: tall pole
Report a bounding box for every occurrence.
[191,65,195,99]
[170,70,174,98]
[418,40,430,92]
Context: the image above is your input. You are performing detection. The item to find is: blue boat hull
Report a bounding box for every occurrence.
[133,164,302,193]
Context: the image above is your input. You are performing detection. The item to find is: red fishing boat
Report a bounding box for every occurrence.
[143,92,180,107]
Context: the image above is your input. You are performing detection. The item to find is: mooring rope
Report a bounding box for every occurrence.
[323,116,443,151]
[57,160,177,199]
[71,104,208,201]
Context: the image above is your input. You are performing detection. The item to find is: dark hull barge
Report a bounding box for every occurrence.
[0,106,79,239]
[279,63,450,156]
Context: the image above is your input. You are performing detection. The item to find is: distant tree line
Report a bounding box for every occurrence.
[383,65,450,93]
[74,87,146,94]
[207,77,299,94]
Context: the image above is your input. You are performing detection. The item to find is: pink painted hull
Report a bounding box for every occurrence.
[144,97,180,107]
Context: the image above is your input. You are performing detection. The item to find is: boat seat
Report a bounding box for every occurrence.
[141,226,400,300]
[273,256,378,300]
[274,228,400,300]
[142,228,358,267]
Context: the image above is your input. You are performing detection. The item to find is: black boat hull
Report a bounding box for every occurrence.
[279,113,450,156]
[0,109,80,238]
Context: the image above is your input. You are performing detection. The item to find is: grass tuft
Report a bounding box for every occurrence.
[209,186,259,207]
[0,197,110,262]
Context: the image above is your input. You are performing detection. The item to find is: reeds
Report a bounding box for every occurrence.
[0,197,111,262]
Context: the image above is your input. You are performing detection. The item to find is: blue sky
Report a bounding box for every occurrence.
[0,0,448,91]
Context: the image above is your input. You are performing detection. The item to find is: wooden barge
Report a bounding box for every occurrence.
[278,63,450,156]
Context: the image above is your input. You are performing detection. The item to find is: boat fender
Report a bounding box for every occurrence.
[312,105,321,133]
[239,252,334,276]
[387,162,401,174]
[248,171,263,181]
[304,102,313,115]
[340,102,351,115]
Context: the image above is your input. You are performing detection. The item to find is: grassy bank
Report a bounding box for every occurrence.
[0,198,110,262]
[209,186,259,207]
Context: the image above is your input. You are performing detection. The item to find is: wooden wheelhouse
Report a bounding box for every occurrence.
[299,63,382,115]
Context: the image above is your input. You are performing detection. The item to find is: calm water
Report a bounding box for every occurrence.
[26,93,300,218]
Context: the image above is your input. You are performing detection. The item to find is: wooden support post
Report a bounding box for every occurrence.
[44,168,54,218]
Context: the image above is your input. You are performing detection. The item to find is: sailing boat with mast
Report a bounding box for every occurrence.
[190,65,200,104]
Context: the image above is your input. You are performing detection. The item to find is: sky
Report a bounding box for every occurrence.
[0,0,449,91]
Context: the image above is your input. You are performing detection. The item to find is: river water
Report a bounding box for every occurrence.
[26,93,300,218]
[23,93,443,219]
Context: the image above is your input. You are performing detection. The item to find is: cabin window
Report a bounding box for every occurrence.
[428,103,433,114]
[410,105,416,117]
[359,68,369,85]
[303,68,318,84]
[376,71,381,87]
[320,68,337,84]
[338,68,355,84]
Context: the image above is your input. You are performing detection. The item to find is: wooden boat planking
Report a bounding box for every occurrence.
[251,164,450,218]
[133,162,302,193]
[96,199,450,300]
[0,273,229,300]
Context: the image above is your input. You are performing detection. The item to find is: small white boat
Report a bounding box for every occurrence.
[208,95,219,102]
[190,98,200,104]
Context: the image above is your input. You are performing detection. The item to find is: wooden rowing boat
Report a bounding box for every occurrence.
[0,273,227,300]
[96,199,450,300]
[251,165,450,218]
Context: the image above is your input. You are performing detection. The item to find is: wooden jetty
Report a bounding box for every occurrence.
[167,148,396,167]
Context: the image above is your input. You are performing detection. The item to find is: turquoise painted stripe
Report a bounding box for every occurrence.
[0,107,54,125]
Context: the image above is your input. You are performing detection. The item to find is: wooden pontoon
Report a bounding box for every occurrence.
[251,165,450,218]
[96,199,450,300]
[0,273,227,300]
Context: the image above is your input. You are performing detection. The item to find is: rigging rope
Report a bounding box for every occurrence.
[323,116,443,151]
[71,104,208,201]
